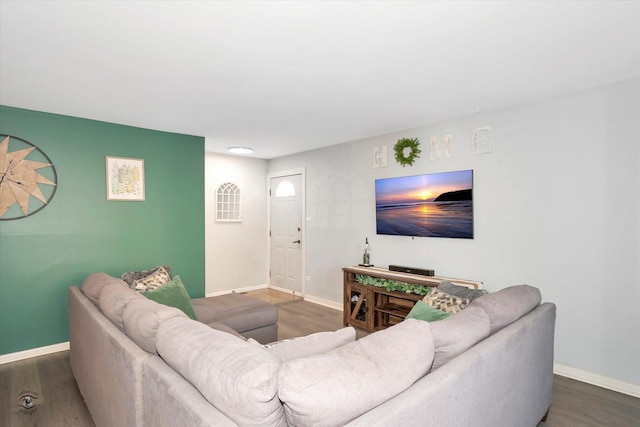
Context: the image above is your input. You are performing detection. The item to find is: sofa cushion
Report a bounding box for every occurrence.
[468,284,541,334]
[122,297,188,354]
[81,272,128,305]
[438,280,488,301]
[130,266,172,292]
[143,275,197,320]
[207,321,247,340]
[99,282,143,330]
[429,306,491,370]
[406,300,452,322]
[278,318,434,426]
[156,317,285,426]
[248,327,356,362]
[423,288,470,313]
[121,264,172,286]
[191,293,277,333]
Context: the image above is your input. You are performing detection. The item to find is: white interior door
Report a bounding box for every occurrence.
[269,173,303,295]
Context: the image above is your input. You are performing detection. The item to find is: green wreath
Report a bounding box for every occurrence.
[394,137,421,167]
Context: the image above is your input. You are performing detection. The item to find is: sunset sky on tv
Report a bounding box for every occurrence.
[376,170,472,206]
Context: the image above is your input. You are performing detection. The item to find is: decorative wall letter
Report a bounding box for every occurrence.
[373,145,388,168]
[429,134,453,160]
[443,134,452,158]
[471,126,493,154]
[430,136,441,160]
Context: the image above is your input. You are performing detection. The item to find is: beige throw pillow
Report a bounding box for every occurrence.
[423,288,470,313]
[131,266,171,292]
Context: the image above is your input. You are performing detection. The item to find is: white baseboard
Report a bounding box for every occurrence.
[554,363,640,398]
[0,341,70,365]
[268,285,304,297]
[303,294,343,311]
[205,283,268,297]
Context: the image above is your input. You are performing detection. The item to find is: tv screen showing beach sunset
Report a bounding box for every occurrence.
[375,170,473,239]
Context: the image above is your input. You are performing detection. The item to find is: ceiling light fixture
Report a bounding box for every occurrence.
[228,147,253,155]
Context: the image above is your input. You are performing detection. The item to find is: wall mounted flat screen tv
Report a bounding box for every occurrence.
[375,169,473,239]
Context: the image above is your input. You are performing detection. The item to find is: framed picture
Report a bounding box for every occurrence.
[106,156,145,201]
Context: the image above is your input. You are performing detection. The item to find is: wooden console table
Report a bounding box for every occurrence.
[342,266,482,332]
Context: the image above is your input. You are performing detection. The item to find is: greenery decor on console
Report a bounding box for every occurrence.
[393,137,421,167]
[354,274,432,296]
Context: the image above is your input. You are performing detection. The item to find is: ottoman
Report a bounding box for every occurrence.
[191,293,278,343]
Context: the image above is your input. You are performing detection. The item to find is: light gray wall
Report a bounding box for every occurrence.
[205,152,268,294]
[268,78,640,387]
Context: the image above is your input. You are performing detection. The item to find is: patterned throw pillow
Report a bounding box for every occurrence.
[422,288,470,314]
[437,280,488,302]
[121,265,172,286]
[131,266,172,292]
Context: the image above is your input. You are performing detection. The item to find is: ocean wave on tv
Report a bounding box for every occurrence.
[376,201,473,239]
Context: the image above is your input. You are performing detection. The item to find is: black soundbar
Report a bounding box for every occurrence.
[389,265,435,276]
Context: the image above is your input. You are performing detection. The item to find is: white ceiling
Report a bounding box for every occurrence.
[1,1,639,159]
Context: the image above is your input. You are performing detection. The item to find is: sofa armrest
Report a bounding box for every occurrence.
[69,286,153,427]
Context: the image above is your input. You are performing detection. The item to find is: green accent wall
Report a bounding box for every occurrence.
[0,106,205,356]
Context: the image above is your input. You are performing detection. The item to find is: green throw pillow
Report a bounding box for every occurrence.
[405,301,451,322]
[143,275,198,320]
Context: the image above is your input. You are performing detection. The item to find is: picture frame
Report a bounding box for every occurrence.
[106,156,145,201]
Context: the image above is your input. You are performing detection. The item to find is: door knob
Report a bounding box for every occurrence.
[293,239,301,244]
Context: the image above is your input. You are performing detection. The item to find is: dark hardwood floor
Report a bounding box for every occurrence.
[1,289,638,426]
[0,350,93,427]
[542,375,640,427]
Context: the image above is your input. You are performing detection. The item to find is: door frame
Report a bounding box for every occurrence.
[267,168,306,296]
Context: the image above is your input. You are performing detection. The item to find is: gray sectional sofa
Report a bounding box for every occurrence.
[69,272,556,427]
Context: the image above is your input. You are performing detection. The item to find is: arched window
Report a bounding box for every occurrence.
[275,180,295,197]
[216,182,241,222]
